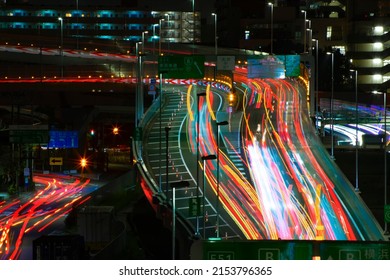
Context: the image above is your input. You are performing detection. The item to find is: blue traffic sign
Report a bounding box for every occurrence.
[48,130,78,148]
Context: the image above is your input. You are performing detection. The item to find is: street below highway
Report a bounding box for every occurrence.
[0,173,97,259]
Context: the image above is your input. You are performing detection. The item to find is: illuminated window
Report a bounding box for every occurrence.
[245,30,250,40]
[373,26,384,35]
[373,58,382,65]
[13,10,25,16]
[373,42,383,50]
[42,10,55,17]
[373,74,382,82]
[333,46,345,55]
[326,26,332,40]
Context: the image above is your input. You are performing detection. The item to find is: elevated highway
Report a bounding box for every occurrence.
[1,43,387,246]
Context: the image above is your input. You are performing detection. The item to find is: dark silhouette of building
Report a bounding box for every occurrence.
[33,234,86,260]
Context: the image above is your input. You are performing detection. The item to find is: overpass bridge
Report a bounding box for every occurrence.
[1,43,388,260]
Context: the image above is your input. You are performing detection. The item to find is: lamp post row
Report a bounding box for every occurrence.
[58,17,63,78]
[268,2,273,54]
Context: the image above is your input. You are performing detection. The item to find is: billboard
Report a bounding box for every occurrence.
[247,55,285,79]
[276,55,301,77]
[247,55,301,79]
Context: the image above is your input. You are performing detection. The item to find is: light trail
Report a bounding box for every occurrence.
[0,174,91,259]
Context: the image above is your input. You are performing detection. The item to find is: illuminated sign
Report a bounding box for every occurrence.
[158,55,205,79]
[194,240,390,260]
[48,130,78,148]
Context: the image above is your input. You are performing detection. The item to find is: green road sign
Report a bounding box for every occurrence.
[188,197,201,217]
[158,55,205,79]
[319,241,390,260]
[385,205,390,223]
[9,130,49,144]
[201,240,312,260]
[191,240,390,260]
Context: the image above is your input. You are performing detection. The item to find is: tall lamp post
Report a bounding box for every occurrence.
[152,24,158,55]
[76,0,79,50]
[159,19,164,56]
[268,2,274,54]
[141,31,148,54]
[158,72,166,194]
[165,13,170,51]
[170,180,189,260]
[58,17,63,78]
[327,51,335,160]
[306,19,312,53]
[192,0,195,53]
[312,38,319,133]
[135,42,143,127]
[201,154,217,239]
[211,13,218,56]
[165,126,171,201]
[350,69,359,192]
[195,92,206,236]
[216,120,228,238]
[306,28,312,54]
[383,91,388,234]
[301,10,307,53]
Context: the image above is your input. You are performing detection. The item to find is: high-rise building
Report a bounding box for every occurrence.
[215,0,389,92]
[346,0,390,93]
[0,1,201,52]
[0,0,388,93]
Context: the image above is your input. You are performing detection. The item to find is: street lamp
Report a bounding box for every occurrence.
[306,28,312,54]
[301,10,307,53]
[152,24,158,55]
[159,19,164,56]
[165,13,170,26]
[216,120,228,238]
[192,0,195,53]
[211,13,218,56]
[195,91,206,236]
[326,51,335,160]
[141,31,148,54]
[306,20,312,53]
[201,154,216,238]
[165,126,171,201]
[158,71,166,194]
[112,126,119,135]
[306,19,313,53]
[268,2,274,54]
[374,90,389,234]
[135,42,143,127]
[383,91,388,234]
[58,17,63,78]
[312,38,319,133]
[170,180,190,260]
[164,13,170,51]
[350,69,359,192]
[76,0,79,50]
